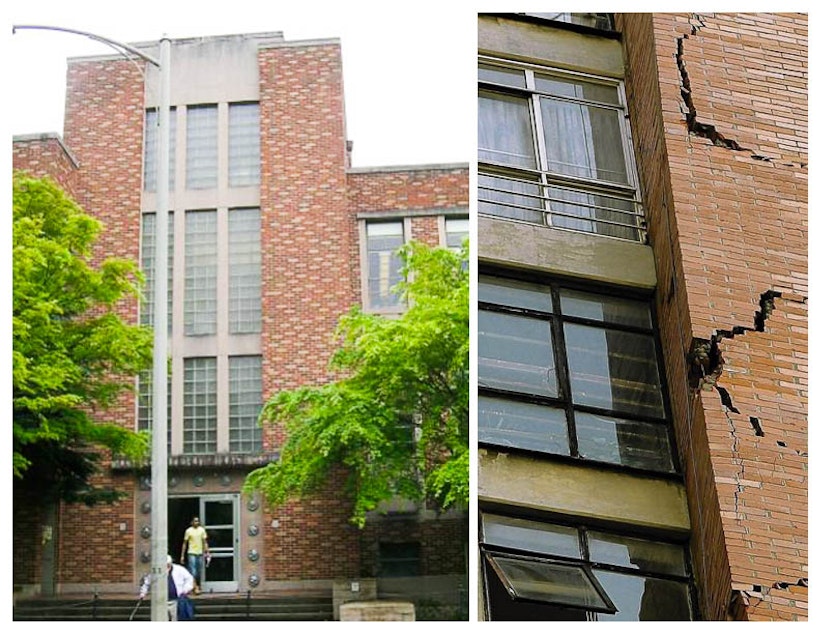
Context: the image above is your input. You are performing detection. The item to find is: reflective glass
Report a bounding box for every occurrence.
[593,570,692,621]
[482,513,579,558]
[488,555,614,612]
[564,324,664,418]
[587,532,688,577]
[575,412,674,472]
[478,396,569,454]
[478,276,552,312]
[561,289,652,328]
[479,310,557,396]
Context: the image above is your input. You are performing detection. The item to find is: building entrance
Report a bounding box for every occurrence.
[169,494,240,593]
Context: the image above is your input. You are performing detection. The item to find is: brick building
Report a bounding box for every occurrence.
[477,13,807,621]
[13,31,468,609]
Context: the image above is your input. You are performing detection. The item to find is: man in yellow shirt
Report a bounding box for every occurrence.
[180,516,210,594]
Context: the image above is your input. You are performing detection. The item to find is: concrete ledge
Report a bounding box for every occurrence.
[339,600,415,621]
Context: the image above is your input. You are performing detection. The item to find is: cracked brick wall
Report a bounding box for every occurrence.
[618,13,807,621]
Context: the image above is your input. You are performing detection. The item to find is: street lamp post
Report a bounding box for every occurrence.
[13,25,172,622]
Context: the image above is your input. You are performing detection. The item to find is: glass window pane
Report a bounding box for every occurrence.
[228,103,260,187]
[184,210,218,335]
[445,217,469,250]
[535,74,620,105]
[488,555,615,612]
[478,276,552,312]
[540,98,629,184]
[548,187,641,241]
[587,532,688,577]
[229,355,262,453]
[479,91,536,168]
[564,323,664,418]
[482,514,580,558]
[140,212,174,333]
[229,208,261,334]
[478,171,545,224]
[560,289,652,328]
[183,357,217,454]
[592,570,692,621]
[144,108,177,192]
[575,412,674,472]
[479,64,526,88]
[186,105,218,189]
[366,221,404,309]
[479,310,557,396]
[479,395,569,455]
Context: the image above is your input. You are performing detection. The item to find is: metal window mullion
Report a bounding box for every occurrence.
[550,286,578,458]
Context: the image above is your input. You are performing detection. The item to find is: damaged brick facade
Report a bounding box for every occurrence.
[618,13,807,621]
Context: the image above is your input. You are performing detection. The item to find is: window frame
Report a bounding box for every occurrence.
[478,56,645,242]
[361,218,408,314]
[479,511,695,621]
[478,269,680,476]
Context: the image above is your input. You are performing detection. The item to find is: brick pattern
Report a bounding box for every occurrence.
[13,39,468,591]
[12,136,80,199]
[619,12,807,621]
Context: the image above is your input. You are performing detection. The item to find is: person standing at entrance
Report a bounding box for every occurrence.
[181,516,210,594]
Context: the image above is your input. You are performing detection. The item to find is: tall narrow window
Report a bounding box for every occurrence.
[183,357,217,454]
[229,208,262,333]
[366,221,405,310]
[143,108,177,191]
[140,212,174,333]
[229,103,260,187]
[478,60,643,241]
[229,356,263,453]
[184,210,218,335]
[137,369,171,448]
[186,105,218,189]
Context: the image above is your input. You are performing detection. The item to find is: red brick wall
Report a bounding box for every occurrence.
[619,12,807,621]
[13,38,468,591]
[12,136,80,198]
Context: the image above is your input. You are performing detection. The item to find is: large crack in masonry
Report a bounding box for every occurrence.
[675,14,808,168]
[687,290,782,518]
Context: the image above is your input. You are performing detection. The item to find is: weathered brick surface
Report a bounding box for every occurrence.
[13,37,467,591]
[619,12,807,621]
[12,135,81,199]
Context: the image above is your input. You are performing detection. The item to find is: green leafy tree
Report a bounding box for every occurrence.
[245,241,469,527]
[13,172,153,503]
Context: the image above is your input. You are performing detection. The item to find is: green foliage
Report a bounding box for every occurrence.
[12,172,153,503]
[246,241,469,527]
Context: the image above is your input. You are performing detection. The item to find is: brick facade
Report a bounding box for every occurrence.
[13,32,468,599]
[618,12,808,621]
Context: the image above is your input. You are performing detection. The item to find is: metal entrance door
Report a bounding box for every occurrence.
[200,494,239,593]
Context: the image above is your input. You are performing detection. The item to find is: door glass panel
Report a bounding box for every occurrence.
[203,499,236,585]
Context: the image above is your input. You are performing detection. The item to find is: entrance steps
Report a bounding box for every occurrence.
[13,591,334,621]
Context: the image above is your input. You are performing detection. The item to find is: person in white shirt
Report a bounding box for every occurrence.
[139,555,195,620]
